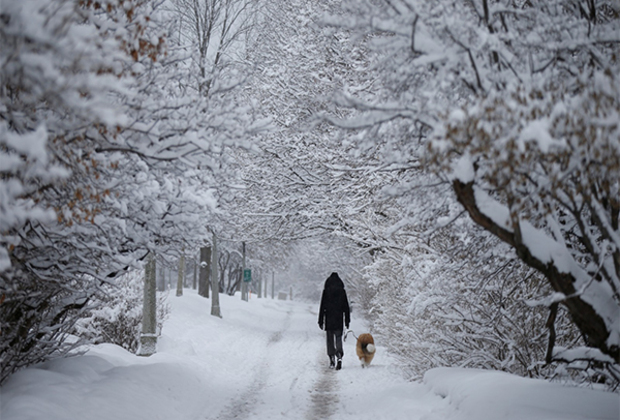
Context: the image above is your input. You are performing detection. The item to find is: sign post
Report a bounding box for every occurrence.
[241,242,247,301]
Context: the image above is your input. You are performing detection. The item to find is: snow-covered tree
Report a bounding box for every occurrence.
[171,0,255,98]
[224,0,380,243]
[1,0,163,384]
[434,73,620,367]
[328,0,620,375]
[0,0,255,383]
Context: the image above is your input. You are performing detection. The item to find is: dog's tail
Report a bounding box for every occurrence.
[366,343,376,354]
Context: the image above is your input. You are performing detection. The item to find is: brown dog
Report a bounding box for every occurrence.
[356,333,376,367]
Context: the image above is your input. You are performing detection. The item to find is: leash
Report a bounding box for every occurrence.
[344,330,357,342]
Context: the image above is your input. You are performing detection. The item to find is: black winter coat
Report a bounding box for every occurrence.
[318,273,351,331]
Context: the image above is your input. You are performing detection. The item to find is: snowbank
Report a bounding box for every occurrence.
[1,291,617,420]
[0,344,209,420]
[424,367,619,420]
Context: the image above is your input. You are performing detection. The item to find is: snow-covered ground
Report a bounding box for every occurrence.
[1,290,618,420]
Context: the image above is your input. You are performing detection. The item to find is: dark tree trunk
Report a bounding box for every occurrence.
[198,246,211,298]
[453,179,619,363]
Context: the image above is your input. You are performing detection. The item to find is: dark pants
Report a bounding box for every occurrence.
[326,330,344,359]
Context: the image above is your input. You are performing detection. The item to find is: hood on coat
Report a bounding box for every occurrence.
[324,272,344,290]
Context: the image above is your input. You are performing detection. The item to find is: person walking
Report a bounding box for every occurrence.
[318,272,350,370]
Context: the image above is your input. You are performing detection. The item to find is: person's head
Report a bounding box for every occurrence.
[325,272,344,290]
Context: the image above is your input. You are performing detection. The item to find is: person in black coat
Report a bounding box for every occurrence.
[318,272,350,370]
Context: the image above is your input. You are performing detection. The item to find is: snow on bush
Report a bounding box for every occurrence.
[74,270,170,353]
[327,0,620,389]
[363,227,619,389]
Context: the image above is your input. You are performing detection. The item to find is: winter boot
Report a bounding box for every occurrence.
[336,358,342,370]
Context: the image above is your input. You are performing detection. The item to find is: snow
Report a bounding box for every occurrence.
[553,347,616,365]
[2,124,48,164]
[518,118,564,153]
[473,185,512,230]
[451,153,475,183]
[1,290,618,420]
[424,368,619,420]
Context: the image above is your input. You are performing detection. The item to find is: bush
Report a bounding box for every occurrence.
[74,270,169,353]
[0,268,93,385]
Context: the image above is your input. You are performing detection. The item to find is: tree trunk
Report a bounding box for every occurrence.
[211,233,221,317]
[192,253,197,290]
[138,253,157,356]
[156,258,166,292]
[198,246,211,298]
[176,252,185,297]
[453,179,619,363]
[241,242,248,301]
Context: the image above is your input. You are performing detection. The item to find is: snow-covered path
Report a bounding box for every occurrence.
[1,290,618,420]
[158,290,438,420]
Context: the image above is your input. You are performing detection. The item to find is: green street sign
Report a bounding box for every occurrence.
[243,269,252,283]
